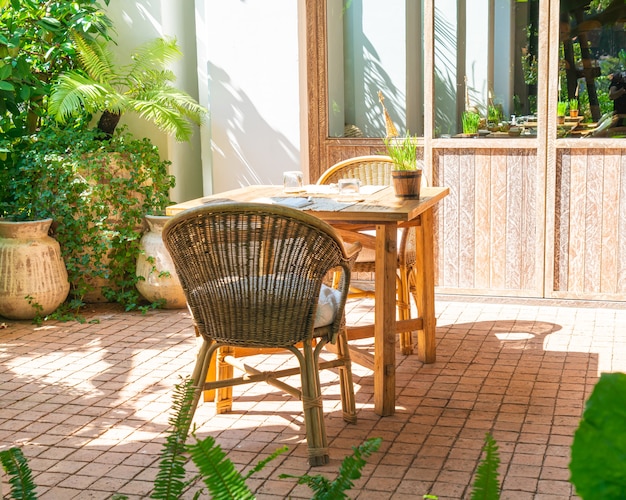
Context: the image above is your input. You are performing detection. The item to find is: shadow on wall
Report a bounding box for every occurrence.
[208,63,301,192]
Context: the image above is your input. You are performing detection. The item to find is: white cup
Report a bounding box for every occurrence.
[283,171,304,193]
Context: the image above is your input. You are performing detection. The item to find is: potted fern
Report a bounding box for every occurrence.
[569,98,579,118]
[383,133,423,199]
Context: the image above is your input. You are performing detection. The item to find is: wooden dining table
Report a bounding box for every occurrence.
[166,184,449,416]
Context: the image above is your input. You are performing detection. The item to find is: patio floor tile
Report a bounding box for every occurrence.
[1,295,625,498]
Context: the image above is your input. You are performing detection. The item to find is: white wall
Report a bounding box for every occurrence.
[105,1,204,203]
[196,0,303,194]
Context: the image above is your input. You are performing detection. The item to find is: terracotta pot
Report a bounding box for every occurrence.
[570,110,579,118]
[136,215,186,309]
[0,219,70,319]
[392,169,422,199]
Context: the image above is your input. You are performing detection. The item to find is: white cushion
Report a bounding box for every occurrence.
[314,284,342,327]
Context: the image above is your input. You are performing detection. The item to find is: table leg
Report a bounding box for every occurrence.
[374,222,397,416]
[414,209,436,363]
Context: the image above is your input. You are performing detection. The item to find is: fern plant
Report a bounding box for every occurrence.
[471,433,501,500]
[280,437,382,499]
[0,446,38,499]
[48,31,206,141]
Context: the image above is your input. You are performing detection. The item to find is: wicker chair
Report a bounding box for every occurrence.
[317,155,423,355]
[162,202,361,466]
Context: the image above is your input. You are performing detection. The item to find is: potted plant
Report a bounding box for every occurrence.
[48,31,206,141]
[0,136,71,321]
[569,98,579,118]
[462,110,481,136]
[557,101,568,124]
[383,133,423,199]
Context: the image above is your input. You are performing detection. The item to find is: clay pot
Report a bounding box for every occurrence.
[136,215,186,309]
[0,219,70,319]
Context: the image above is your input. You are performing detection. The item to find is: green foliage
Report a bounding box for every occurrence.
[0,446,38,499]
[569,99,578,111]
[557,101,568,116]
[471,433,501,500]
[462,111,481,134]
[570,372,626,500]
[383,133,418,170]
[151,378,197,499]
[0,0,112,137]
[0,124,175,314]
[280,437,382,499]
[49,31,206,141]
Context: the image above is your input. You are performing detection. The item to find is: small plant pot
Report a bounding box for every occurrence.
[570,110,579,118]
[557,115,565,125]
[392,169,422,199]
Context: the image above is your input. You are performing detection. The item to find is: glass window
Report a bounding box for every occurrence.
[434,0,540,138]
[558,0,626,138]
[327,0,424,138]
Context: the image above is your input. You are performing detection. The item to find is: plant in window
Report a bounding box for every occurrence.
[569,98,579,117]
[462,110,481,135]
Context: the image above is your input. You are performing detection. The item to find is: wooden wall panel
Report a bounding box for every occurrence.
[474,151,491,288]
[432,148,542,296]
[490,150,509,290]
[552,148,626,300]
[600,152,620,294]
[459,149,476,288]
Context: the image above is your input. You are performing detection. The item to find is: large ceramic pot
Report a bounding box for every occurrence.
[0,219,70,320]
[136,215,186,309]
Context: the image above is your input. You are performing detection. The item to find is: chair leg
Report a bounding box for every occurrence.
[335,327,357,424]
[215,346,234,414]
[185,338,215,437]
[296,340,329,466]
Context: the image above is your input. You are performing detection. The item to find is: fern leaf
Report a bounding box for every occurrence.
[0,446,38,499]
[470,433,501,500]
[279,437,382,500]
[187,434,255,500]
[242,446,288,481]
[151,377,197,499]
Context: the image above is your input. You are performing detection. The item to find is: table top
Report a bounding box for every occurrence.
[166,184,450,224]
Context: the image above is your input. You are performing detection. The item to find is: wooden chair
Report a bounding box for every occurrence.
[162,202,361,466]
[317,155,425,355]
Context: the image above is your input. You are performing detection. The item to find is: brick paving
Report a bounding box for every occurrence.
[1,296,625,499]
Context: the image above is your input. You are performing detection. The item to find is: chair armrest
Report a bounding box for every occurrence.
[343,241,362,260]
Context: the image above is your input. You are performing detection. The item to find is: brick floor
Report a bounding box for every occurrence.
[1,296,625,499]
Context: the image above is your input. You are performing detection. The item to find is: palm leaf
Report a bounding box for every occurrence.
[49,72,115,121]
[470,433,501,500]
[71,30,116,84]
[0,446,38,499]
[125,37,182,83]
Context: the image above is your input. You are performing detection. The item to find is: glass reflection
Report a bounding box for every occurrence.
[559,0,626,138]
[326,0,424,138]
[434,0,539,138]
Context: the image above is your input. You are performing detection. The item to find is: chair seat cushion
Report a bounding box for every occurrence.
[314,284,342,328]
